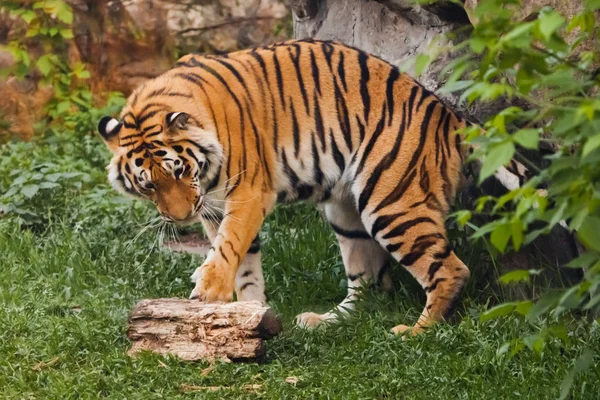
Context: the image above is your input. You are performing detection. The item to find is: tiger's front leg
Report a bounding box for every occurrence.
[189,188,274,302]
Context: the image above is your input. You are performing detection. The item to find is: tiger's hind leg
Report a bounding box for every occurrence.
[364,201,470,335]
[296,200,391,328]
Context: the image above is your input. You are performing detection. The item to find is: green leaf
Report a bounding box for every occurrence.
[515,301,533,316]
[36,55,53,77]
[559,350,594,400]
[538,10,565,41]
[511,219,524,250]
[20,10,36,24]
[60,28,74,39]
[74,69,90,79]
[479,141,515,183]
[453,210,471,227]
[414,54,430,76]
[480,303,516,322]
[513,129,539,150]
[39,181,60,189]
[566,252,599,269]
[578,216,600,252]
[55,3,73,24]
[499,270,531,285]
[527,293,559,322]
[20,184,40,199]
[582,134,600,158]
[523,333,545,354]
[490,222,511,252]
[56,101,71,114]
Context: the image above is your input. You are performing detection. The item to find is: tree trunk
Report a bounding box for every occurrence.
[127,299,282,361]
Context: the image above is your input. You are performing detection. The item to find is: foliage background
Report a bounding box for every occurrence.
[0,0,599,398]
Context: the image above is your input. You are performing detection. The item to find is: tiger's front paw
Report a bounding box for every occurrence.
[189,263,235,302]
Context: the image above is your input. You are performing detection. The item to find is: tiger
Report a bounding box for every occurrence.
[97,39,526,335]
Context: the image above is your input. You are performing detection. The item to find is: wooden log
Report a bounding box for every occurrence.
[127,299,282,361]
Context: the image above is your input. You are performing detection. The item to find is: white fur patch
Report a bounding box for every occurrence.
[105,118,120,135]
[494,167,520,191]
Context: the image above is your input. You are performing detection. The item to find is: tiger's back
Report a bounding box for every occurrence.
[98,39,477,334]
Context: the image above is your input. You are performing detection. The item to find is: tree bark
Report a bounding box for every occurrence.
[127,299,282,361]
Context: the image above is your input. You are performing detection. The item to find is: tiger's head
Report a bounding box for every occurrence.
[97,95,223,224]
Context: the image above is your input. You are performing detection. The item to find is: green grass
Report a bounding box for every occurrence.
[1,136,599,399]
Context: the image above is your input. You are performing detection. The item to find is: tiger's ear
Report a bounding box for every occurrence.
[97,116,122,151]
[166,112,190,131]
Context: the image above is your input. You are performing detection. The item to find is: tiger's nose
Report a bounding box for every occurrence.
[160,210,192,222]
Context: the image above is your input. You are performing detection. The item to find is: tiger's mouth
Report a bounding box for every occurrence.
[158,196,204,226]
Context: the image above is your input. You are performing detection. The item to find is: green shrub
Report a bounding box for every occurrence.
[420,0,600,396]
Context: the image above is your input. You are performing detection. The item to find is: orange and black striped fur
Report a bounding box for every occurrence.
[97,39,522,335]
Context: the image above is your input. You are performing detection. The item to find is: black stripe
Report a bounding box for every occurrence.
[219,246,229,263]
[434,108,447,165]
[434,242,453,259]
[443,111,452,157]
[314,91,326,152]
[333,77,352,152]
[357,51,371,124]
[330,222,371,239]
[310,48,322,96]
[385,68,400,126]
[190,60,248,176]
[413,233,445,245]
[144,88,192,99]
[428,261,443,281]
[415,89,430,112]
[225,240,241,264]
[120,132,144,141]
[281,151,300,188]
[212,58,255,106]
[240,282,257,291]
[356,115,365,142]
[272,50,286,111]
[347,271,365,281]
[407,86,419,127]
[372,101,437,213]
[381,217,436,240]
[419,156,430,193]
[142,124,161,133]
[426,277,447,292]
[377,261,390,286]
[311,134,323,185]
[321,42,334,70]
[291,102,300,158]
[337,51,347,92]
[386,242,403,253]
[358,103,406,213]
[288,45,310,115]
[329,128,346,174]
[355,103,386,179]
[206,164,221,191]
[370,211,408,239]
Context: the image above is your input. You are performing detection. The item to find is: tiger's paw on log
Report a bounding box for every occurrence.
[127,299,282,361]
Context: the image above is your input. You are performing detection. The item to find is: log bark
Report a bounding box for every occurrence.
[127,299,282,361]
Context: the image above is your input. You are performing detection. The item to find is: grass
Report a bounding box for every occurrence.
[1,135,599,399]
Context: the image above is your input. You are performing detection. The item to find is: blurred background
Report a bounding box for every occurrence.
[0,0,292,142]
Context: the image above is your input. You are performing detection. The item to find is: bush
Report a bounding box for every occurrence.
[423,0,600,396]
